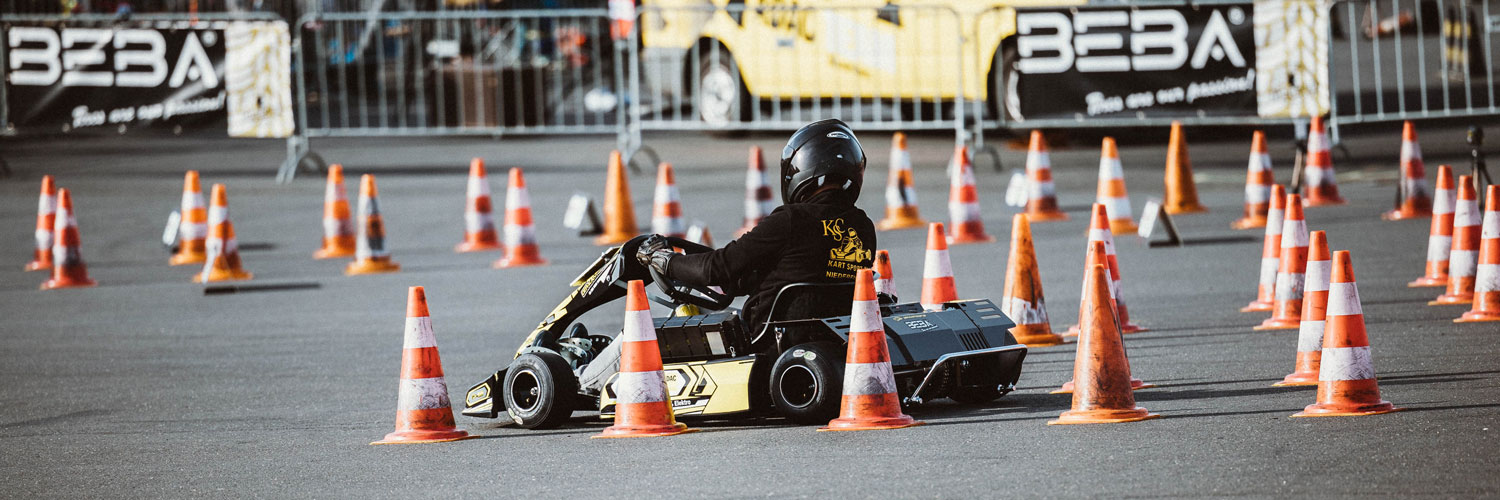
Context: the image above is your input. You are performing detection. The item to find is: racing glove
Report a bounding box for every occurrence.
[636,234,674,276]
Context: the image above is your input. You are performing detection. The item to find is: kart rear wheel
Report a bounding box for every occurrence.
[503,351,578,429]
[947,385,1002,405]
[769,342,844,425]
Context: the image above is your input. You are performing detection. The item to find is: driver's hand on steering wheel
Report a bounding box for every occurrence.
[636,234,674,276]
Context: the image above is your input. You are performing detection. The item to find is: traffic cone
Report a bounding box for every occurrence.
[1066,204,1145,334]
[596,280,697,438]
[1257,194,1309,330]
[371,286,476,444]
[1276,230,1332,387]
[1022,131,1068,222]
[347,174,401,275]
[40,189,96,290]
[1432,175,1480,305]
[1095,137,1137,234]
[1243,185,1287,312]
[455,158,502,253]
[920,223,958,311]
[1410,165,1456,287]
[313,164,357,259]
[1456,185,1500,322]
[495,168,548,268]
[1383,121,1432,220]
[651,162,686,238]
[24,175,57,271]
[947,146,994,243]
[821,269,922,432]
[194,184,253,283]
[686,221,714,248]
[1292,251,1401,418]
[1232,131,1274,230]
[1054,240,1151,393]
[1002,214,1063,347]
[1164,121,1208,214]
[1047,261,1159,425]
[878,132,925,231]
[169,171,208,265]
[873,249,896,298]
[738,146,775,237]
[1303,116,1347,206]
[595,150,639,246]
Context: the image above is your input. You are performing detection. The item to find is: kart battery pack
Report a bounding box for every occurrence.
[653,312,747,363]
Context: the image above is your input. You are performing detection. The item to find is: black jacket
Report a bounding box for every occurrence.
[667,190,876,332]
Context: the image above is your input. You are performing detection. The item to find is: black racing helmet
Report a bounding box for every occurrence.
[780,118,866,204]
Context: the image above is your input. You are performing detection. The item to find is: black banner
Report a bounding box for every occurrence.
[4,23,227,133]
[1012,4,1256,121]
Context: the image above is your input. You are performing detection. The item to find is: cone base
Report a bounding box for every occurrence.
[371,429,477,445]
[1012,329,1065,347]
[346,260,400,275]
[1429,293,1474,306]
[193,270,253,283]
[41,277,97,290]
[1273,372,1320,387]
[877,215,926,231]
[494,256,548,268]
[1253,317,1301,330]
[1240,300,1274,312]
[1164,203,1208,215]
[594,231,636,246]
[1230,216,1267,230]
[1025,210,1069,222]
[168,252,207,266]
[818,415,923,432]
[1048,408,1160,425]
[1456,311,1500,322]
[23,260,51,272]
[593,422,697,438]
[454,240,503,253]
[1292,402,1400,418]
[1303,196,1348,207]
[313,246,356,259]
[1382,209,1431,221]
[1108,220,1138,235]
[947,233,995,245]
[1051,378,1153,394]
[1064,323,1146,336]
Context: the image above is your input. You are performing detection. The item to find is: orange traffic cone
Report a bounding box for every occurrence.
[1022,131,1068,222]
[1410,165,1457,287]
[920,223,957,311]
[456,158,502,253]
[494,168,548,268]
[596,150,640,246]
[1243,185,1287,312]
[1054,240,1151,393]
[371,286,476,444]
[314,164,357,259]
[1164,121,1208,214]
[1066,203,1145,334]
[686,221,714,248]
[1232,131,1274,229]
[1276,230,1332,387]
[1432,175,1479,305]
[1303,116,1347,206]
[948,146,994,243]
[1002,214,1063,347]
[347,174,401,275]
[878,132,925,230]
[873,249,896,298]
[40,189,97,290]
[651,163,686,238]
[738,146,775,237]
[1292,251,1401,417]
[1456,185,1500,322]
[821,269,922,431]
[169,171,209,265]
[1095,137,1137,234]
[1048,261,1159,425]
[24,175,57,271]
[596,280,697,438]
[1384,121,1432,220]
[1257,194,1309,330]
[195,184,253,283]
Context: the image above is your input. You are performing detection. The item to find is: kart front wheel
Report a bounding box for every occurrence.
[769,342,844,425]
[503,351,578,429]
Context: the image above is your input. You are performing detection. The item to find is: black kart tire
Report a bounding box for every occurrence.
[769,342,845,425]
[503,351,578,429]
[948,385,1002,405]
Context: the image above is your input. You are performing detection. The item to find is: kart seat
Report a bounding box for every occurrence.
[750,282,857,348]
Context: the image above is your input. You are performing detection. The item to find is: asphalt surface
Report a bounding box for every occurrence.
[2,125,1498,498]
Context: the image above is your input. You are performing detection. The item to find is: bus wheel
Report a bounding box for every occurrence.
[697,44,750,127]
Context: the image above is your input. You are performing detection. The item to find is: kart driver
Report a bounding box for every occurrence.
[579,118,876,394]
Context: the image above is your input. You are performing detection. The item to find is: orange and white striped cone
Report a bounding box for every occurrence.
[1048,261,1159,425]
[1384,121,1433,220]
[686,221,714,248]
[948,146,994,243]
[1232,131,1275,230]
[651,163,687,238]
[920,223,957,311]
[194,184,253,283]
[1066,204,1145,334]
[1023,131,1068,222]
[1243,185,1287,312]
[1054,240,1151,393]
[24,175,57,272]
[821,269,922,432]
[1410,165,1457,287]
[1095,137,1137,234]
[455,158,502,253]
[347,174,401,275]
[372,286,476,444]
[1276,230,1332,387]
[169,171,209,265]
[1292,251,1401,417]
[878,132,926,231]
[1432,176,1480,305]
[595,150,640,246]
[1456,185,1500,322]
[738,146,775,237]
[494,168,548,268]
[596,280,697,438]
[1257,194,1309,330]
[40,189,97,290]
[313,164,357,259]
[1002,214,1063,347]
[1164,121,1208,214]
[873,249,896,298]
[1303,116,1347,206]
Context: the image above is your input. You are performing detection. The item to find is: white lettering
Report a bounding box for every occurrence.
[1016,12,1073,74]
[8,27,61,86]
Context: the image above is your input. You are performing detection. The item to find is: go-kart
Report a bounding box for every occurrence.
[462,235,1027,428]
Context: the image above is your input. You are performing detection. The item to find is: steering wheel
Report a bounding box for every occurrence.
[648,236,734,311]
